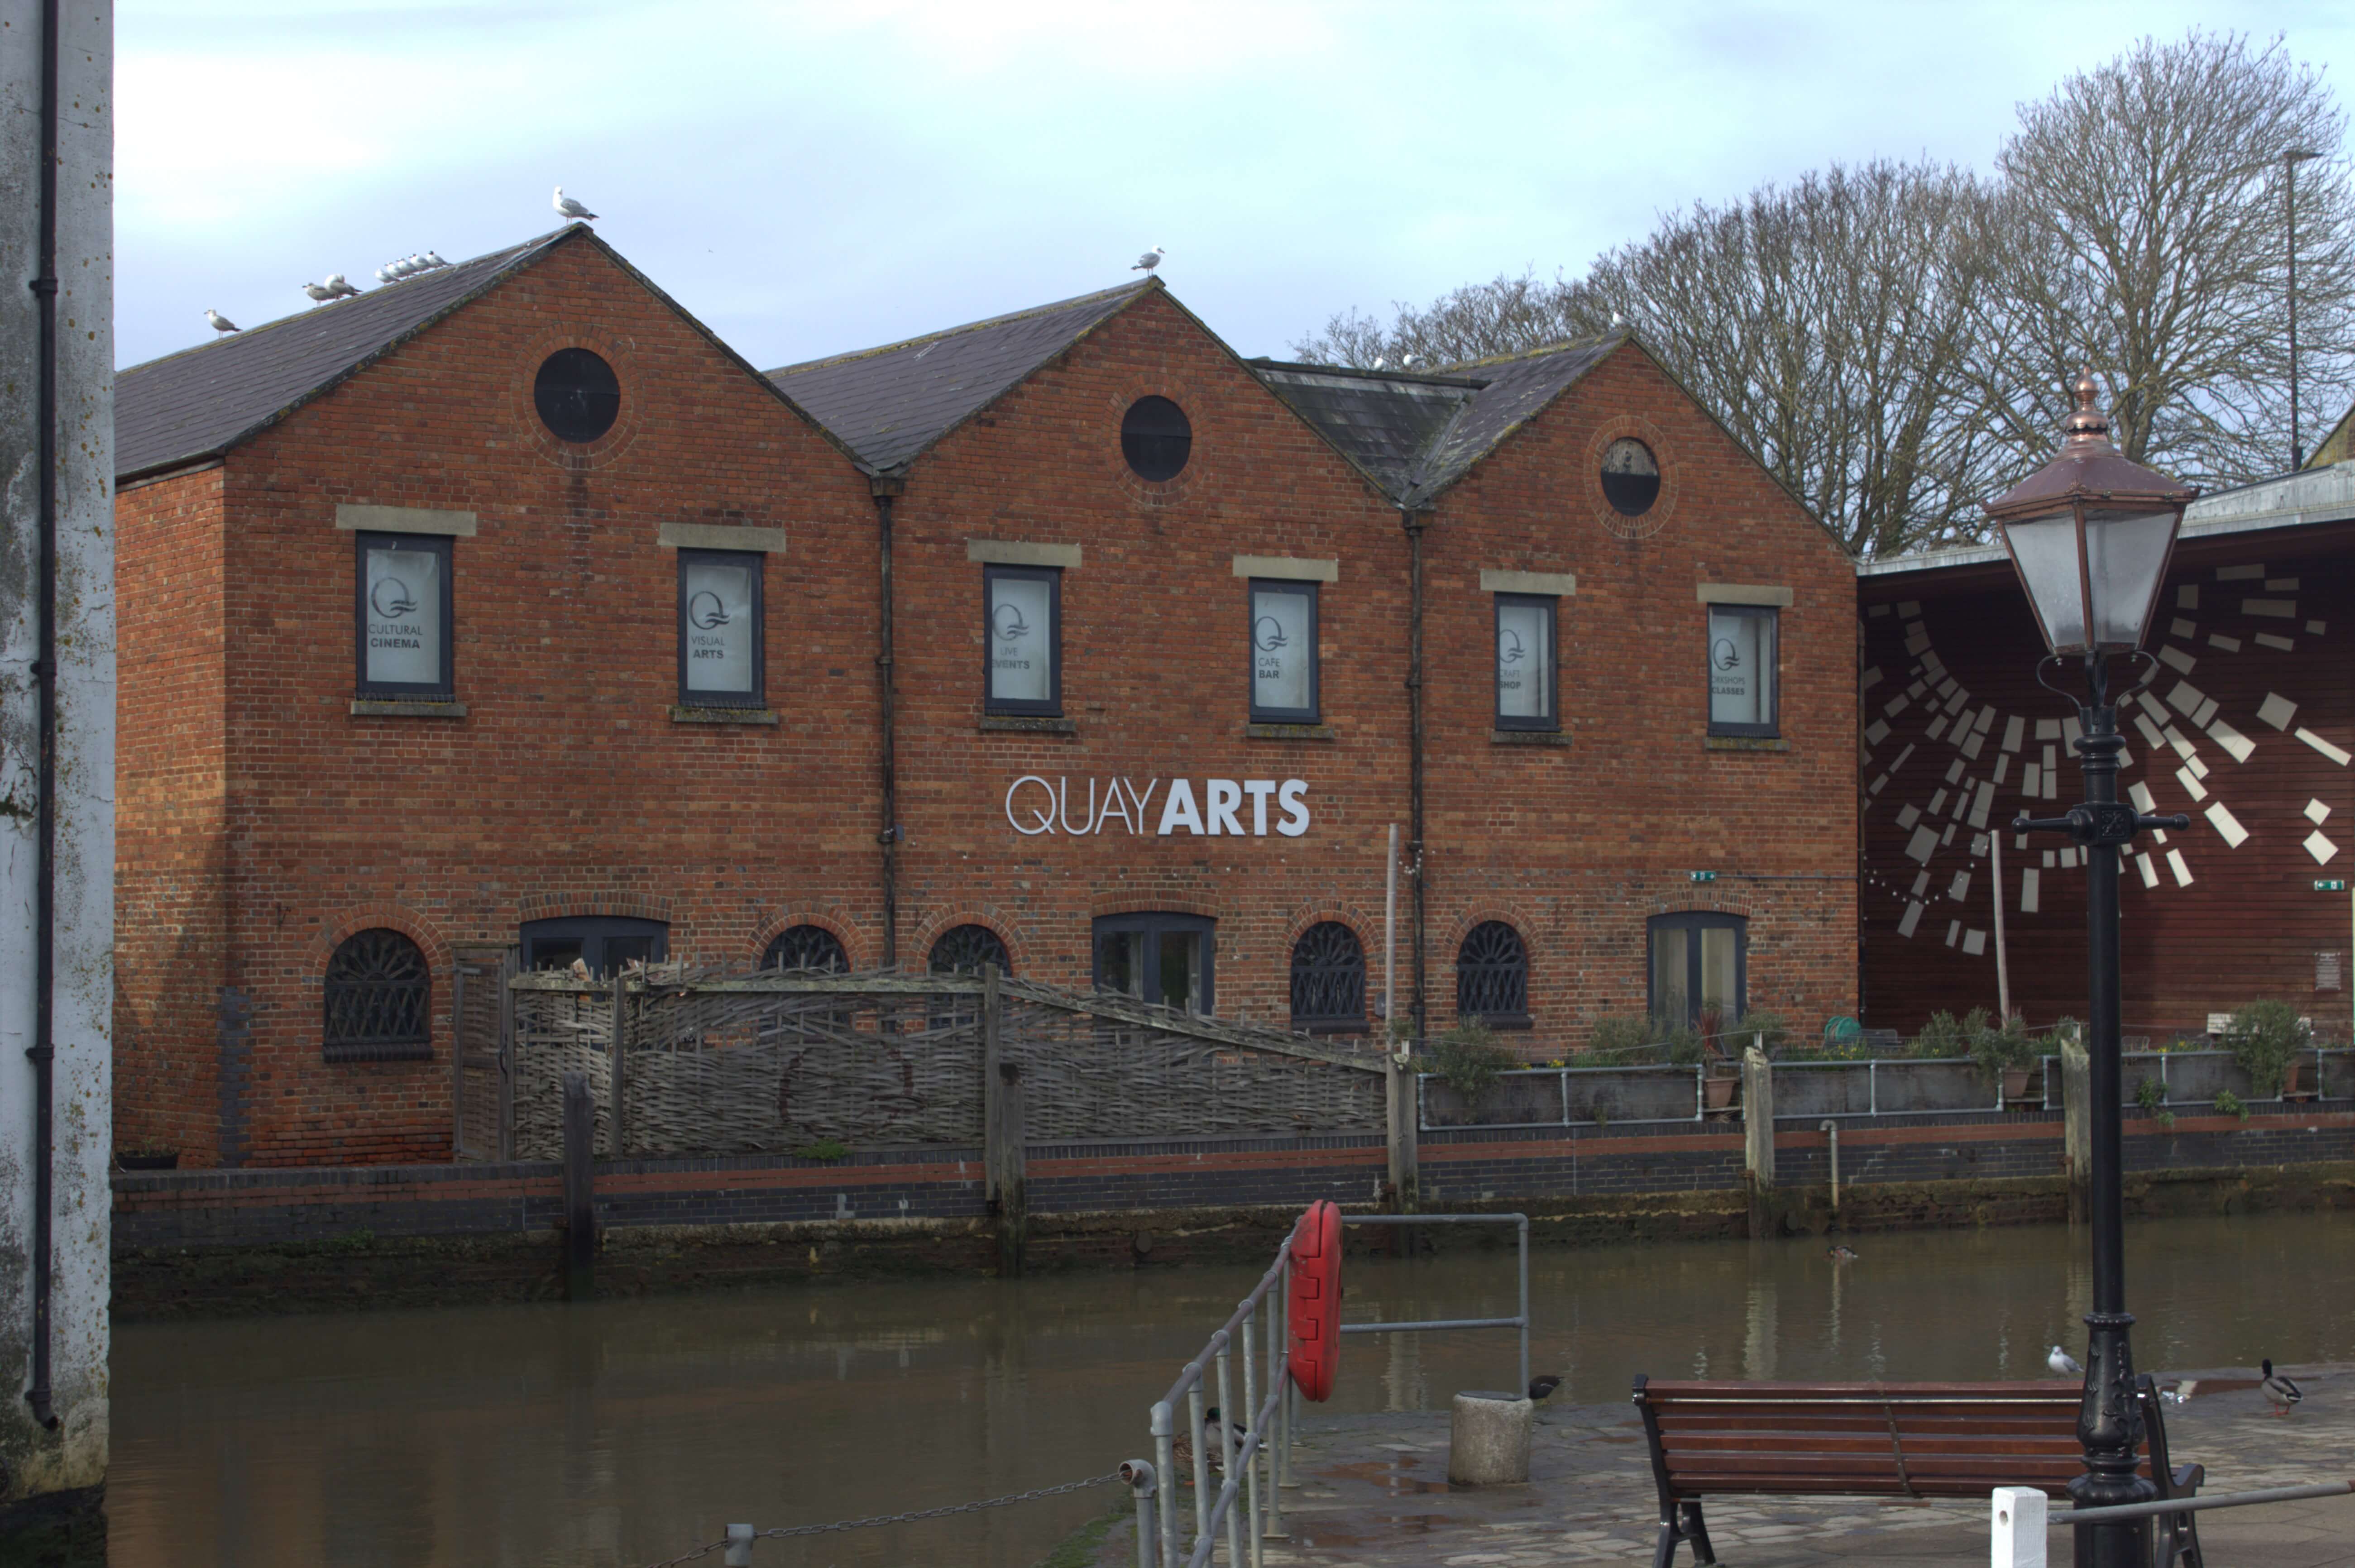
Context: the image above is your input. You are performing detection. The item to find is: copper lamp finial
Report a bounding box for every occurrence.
[2060,365,2112,452]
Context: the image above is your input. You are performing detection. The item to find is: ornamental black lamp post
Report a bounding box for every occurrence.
[1986,370,2195,1568]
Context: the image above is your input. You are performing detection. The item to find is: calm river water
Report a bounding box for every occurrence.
[111,1213,2353,1567]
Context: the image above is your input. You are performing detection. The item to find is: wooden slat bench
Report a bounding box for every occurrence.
[1631,1375,2202,1568]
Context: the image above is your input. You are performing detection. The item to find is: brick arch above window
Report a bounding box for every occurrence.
[514,890,675,926]
[316,903,450,974]
[749,910,862,971]
[916,913,1019,977]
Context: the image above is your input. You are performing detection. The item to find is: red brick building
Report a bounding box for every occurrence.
[1856,456,2355,1040]
[113,225,1857,1167]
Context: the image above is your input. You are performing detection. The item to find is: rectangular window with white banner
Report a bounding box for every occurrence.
[354,531,453,697]
[677,549,764,706]
[1248,579,1319,723]
[1493,593,1557,731]
[984,564,1061,715]
[1706,603,1778,738]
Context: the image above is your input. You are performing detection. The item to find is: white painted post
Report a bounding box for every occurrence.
[1990,1487,2047,1568]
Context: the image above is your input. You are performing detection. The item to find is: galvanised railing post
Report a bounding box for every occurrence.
[1151,1401,1179,1568]
[1240,1312,1264,1568]
[1215,1340,1243,1568]
[1187,1373,1211,1545]
[1123,1459,1159,1568]
[1869,1059,1879,1116]
[1558,1067,1570,1128]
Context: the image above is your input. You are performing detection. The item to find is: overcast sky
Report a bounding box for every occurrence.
[118,1,2353,373]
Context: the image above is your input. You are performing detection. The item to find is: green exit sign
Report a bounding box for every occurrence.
[2318,880,2347,893]
[1690,871,1717,883]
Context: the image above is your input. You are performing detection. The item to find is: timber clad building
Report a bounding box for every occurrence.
[114,225,1857,1167]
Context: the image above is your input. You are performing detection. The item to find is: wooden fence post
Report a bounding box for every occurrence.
[609,969,629,1158]
[1385,1058,1420,1212]
[1742,1047,1776,1238]
[561,1070,596,1300]
[982,963,1026,1276]
[497,949,516,1162]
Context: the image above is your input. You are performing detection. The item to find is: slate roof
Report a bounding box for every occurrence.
[115,228,579,481]
[765,281,1153,472]
[1254,336,1623,506]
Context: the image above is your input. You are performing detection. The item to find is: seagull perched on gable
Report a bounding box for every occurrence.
[2048,1344,2083,1377]
[323,273,361,298]
[205,309,239,335]
[421,251,449,269]
[554,186,598,221]
[300,281,335,302]
[1131,244,1164,275]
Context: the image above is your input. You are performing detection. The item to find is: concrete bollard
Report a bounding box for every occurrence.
[1989,1487,2046,1568]
[1446,1391,1532,1485]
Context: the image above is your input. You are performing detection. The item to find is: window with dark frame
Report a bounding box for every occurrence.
[1493,594,1558,731]
[1121,395,1192,481]
[323,928,433,1062]
[929,923,1012,976]
[534,348,621,443]
[764,925,848,973]
[1706,603,1778,738]
[1095,913,1217,1015]
[1647,912,1747,1034]
[355,531,455,698]
[678,548,764,707]
[520,916,669,975]
[1249,578,1319,723]
[1455,921,1531,1028]
[1288,922,1366,1034]
[984,564,1062,716]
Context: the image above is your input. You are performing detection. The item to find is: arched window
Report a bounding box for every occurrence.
[1456,921,1530,1029]
[764,924,849,973]
[1289,922,1366,1035]
[929,923,1011,976]
[324,928,432,1062]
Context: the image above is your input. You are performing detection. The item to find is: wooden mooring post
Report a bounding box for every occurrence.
[561,1070,597,1300]
[981,964,1026,1276]
[1741,1047,1776,1238]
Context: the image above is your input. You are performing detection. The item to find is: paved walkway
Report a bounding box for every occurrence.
[1104,1365,2355,1566]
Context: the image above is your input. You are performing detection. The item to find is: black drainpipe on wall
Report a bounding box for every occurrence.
[26,0,64,1432]
[1402,506,1430,1043]
[870,475,905,968]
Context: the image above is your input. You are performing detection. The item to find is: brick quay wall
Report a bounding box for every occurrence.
[113,1107,2355,1317]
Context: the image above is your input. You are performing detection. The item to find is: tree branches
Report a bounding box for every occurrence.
[1292,30,2354,558]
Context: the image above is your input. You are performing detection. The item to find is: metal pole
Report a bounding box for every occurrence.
[1152,1401,1180,1568]
[1241,1314,1264,1568]
[1384,822,1398,1037]
[1993,828,2012,1023]
[1216,1345,1242,1568]
[2069,668,2157,1568]
[1123,1461,1160,1568]
[1516,1215,1530,1396]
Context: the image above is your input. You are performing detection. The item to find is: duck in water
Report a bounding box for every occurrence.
[1827,1243,1858,1261]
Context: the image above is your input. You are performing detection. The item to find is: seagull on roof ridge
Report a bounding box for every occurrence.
[1131,245,1164,275]
[555,186,599,221]
[422,251,449,269]
[205,309,239,335]
[301,282,335,302]
[324,273,361,298]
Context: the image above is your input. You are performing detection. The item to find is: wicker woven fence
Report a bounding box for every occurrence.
[504,967,1386,1161]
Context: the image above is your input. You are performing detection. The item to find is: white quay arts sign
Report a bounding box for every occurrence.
[1005,775,1311,838]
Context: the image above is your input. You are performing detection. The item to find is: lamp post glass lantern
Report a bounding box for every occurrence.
[1985,369,2195,1568]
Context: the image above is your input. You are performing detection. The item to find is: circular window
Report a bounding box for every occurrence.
[533,348,621,443]
[1600,437,1661,517]
[1120,396,1192,482]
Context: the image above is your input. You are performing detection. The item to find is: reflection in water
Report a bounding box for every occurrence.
[110,1214,2352,1567]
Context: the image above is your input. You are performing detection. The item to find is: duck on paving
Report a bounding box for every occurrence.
[2263,1359,2304,1416]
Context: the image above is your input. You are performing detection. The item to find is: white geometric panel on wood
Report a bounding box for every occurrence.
[2203,803,2249,848]
[2306,831,2340,866]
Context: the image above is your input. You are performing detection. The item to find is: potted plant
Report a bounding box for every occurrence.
[2221,1000,2309,1100]
[1970,1012,2038,1104]
[1416,1022,1521,1104]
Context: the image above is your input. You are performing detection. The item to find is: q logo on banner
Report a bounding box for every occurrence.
[1498,626,1525,665]
[1712,637,1742,672]
[1253,615,1288,652]
[994,601,1030,643]
[370,577,418,619]
[688,590,731,630]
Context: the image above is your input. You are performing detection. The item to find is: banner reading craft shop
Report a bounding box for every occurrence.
[1005,775,1311,838]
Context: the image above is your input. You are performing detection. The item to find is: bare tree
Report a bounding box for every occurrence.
[1980,30,2355,489]
[1291,270,1591,369]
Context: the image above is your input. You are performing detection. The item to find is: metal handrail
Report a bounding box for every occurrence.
[1141,1237,1293,1568]
[1337,1213,1531,1397]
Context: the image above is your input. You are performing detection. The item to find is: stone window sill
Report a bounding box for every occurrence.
[1245,723,1336,741]
[1493,729,1570,747]
[350,698,466,718]
[671,705,780,725]
[1706,736,1790,752]
[981,714,1078,735]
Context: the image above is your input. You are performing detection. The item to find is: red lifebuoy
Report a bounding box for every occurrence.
[1287,1199,1342,1401]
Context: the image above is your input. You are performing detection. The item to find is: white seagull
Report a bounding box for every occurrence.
[374,265,395,284]
[421,251,449,269]
[323,273,361,298]
[1131,244,1164,275]
[301,281,335,302]
[205,309,240,335]
[2048,1345,2083,1377]
[554,186,599,221]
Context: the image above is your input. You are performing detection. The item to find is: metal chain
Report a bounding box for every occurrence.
[637,1472,1125,1566]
